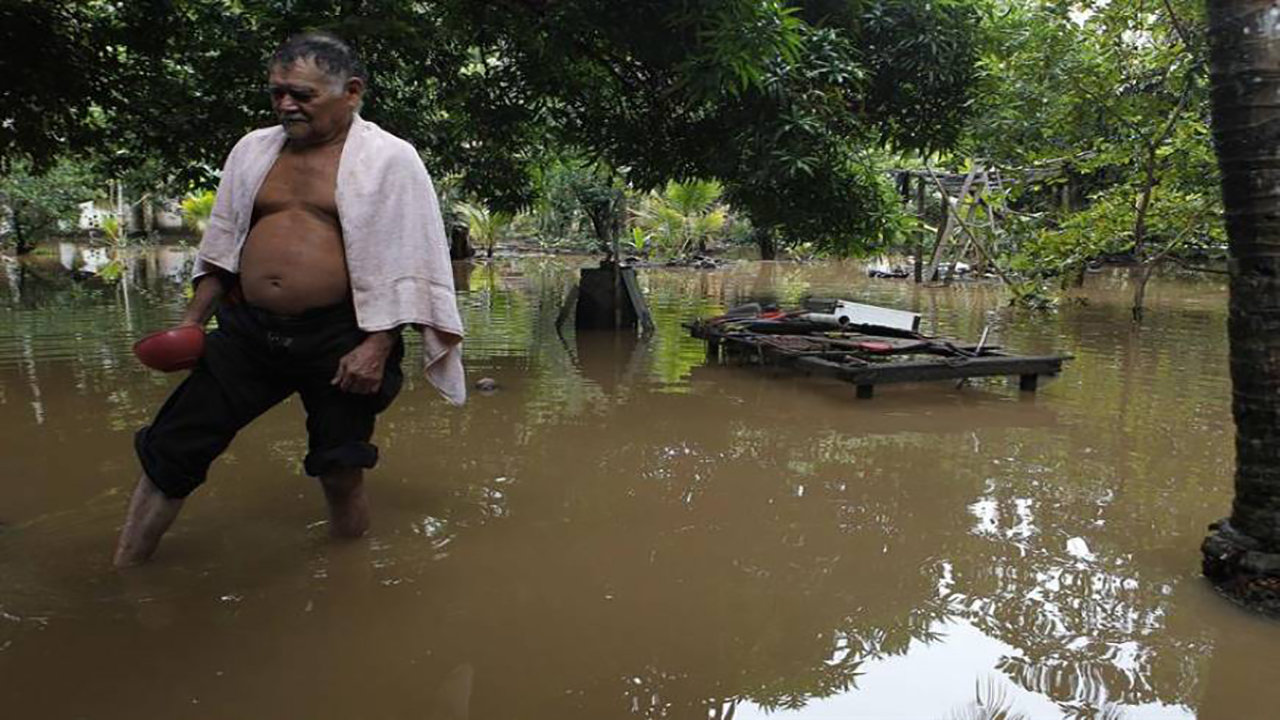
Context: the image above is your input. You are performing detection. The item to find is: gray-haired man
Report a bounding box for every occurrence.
[115,33,465,566]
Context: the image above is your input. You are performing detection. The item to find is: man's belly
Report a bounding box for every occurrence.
[239,211,351,315]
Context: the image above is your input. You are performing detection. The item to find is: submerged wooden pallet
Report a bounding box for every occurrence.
[688,317,1068,399]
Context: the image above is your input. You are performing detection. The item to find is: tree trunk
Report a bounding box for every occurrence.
[1131,263,1154,322]
[1201,0,1280,613]
[754,227,776,260]
[12,209,32,255]
[1132,165,1156,259]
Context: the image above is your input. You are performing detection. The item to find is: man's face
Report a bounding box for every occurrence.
[267,58,362,145]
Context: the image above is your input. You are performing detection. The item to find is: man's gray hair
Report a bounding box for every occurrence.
[269,32,366,93]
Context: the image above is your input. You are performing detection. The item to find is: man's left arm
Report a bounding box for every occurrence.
[331,326,403,394]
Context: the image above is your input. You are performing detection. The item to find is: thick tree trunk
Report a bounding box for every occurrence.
[1201,0,1280,613]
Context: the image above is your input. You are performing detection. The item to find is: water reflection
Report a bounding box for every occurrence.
[0,250,1262,719]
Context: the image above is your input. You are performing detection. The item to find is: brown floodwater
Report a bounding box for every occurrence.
[0,248,1274,719]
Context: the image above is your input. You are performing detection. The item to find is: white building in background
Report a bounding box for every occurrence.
[77,198,186,234]
[77,200,113,232]
[80,247,111,274]
[59,242,78,270]
[155,199,185,231]
[157,246,194,280]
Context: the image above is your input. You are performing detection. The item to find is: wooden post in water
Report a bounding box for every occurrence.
[612,242,621,329]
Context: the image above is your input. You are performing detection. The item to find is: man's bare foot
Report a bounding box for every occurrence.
[320,469,370,538]
[114,475,185,568]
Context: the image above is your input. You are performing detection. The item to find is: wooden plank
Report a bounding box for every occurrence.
[925,167,1017,290]
[839,356,1063,385]
[622,268,655,332]
[793,354,1063,385]
[924,164,980,282]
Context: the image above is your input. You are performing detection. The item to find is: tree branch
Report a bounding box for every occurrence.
[1076,83,1150,146]
[1147,70,1198,161]
[1144,209,1208,265]
[1161,0,1194,49]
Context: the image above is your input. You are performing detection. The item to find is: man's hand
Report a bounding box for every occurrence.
[331,331,396,394]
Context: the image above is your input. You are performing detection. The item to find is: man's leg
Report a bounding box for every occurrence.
[300,330,403,541]
[319,468,370,538]
[123,304,293,566]
[114,474,185,567]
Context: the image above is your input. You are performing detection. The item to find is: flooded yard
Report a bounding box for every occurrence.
[0,250,1272,719]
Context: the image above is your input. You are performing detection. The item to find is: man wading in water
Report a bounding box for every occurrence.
[114,33,466,567]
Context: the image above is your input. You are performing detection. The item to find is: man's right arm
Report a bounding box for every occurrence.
[179,270,232,328]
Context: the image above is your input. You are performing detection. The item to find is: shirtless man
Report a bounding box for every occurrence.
[114,34,428,566]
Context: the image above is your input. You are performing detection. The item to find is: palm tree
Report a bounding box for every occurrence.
[456,202,515,259]
[631,179,728,258]
[1200,1,1280,612]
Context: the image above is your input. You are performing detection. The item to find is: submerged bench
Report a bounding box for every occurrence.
[687,315,1069,399]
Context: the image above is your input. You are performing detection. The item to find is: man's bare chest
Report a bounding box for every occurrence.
[253,148,341,220]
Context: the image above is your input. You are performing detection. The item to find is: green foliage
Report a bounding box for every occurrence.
[860,0,983,154]
[568,162,627,251]
[457,202,515,258]
[0,2,104,166]
[0,158,97,254]
[632,179,729,258]
[625,226,650,256]
[0,0,982,257]
[967,2,1086,164]
[180,191,216,233]
[674,0,806,97]
[99,215,123,245]
[529,160,588,243]
[963,0,1221,309]
[433,177,466,234]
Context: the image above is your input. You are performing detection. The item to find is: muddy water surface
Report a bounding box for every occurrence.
[0,252,1273,719]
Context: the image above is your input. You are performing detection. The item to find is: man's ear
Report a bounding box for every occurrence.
[346,76,366,106]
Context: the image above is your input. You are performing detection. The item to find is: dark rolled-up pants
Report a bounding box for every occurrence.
[135,298,404,499]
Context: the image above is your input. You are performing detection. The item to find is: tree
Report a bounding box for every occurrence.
[0,2,105,167]
[632,179,729,258]
[456,201,516,259]
[0,0,982,258]
[967,0,1222,315]
[1200,1,1280,614]
[0,158,96,254]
